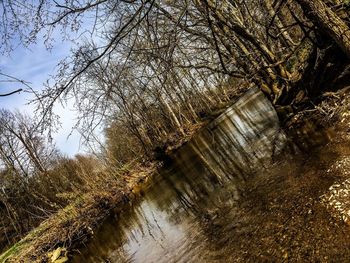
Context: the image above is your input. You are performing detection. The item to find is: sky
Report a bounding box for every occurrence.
[0,37,82,157]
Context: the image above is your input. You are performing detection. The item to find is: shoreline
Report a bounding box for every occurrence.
[0,164,158,263]
[2,88,350,263]
[0,109,207,263]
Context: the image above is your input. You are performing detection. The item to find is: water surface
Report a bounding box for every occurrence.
[73,88,350,262]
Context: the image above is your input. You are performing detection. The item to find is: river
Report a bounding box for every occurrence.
[73,88,350,262]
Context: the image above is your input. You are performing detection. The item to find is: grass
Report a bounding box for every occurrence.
[0,164,156,263]
[0,242,25,262]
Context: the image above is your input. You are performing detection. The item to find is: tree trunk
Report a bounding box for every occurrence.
[264,0,296,48]
[295,0,350,58]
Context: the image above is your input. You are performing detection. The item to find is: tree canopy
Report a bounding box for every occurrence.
[0,0,350,152]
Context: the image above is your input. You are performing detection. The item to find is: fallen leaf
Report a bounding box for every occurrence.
[50,247,62,262]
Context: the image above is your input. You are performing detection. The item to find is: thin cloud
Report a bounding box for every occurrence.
[0,35,81,157]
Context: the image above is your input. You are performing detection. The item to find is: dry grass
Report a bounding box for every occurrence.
[0,165,156,263]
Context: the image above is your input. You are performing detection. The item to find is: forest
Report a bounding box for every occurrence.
[1,0,350,262]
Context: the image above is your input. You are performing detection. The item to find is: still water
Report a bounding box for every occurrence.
[73,88,350,262]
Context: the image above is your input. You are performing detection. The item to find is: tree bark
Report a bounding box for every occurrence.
[295,0,350,58]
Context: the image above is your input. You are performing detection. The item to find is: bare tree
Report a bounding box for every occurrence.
[0,0,349,156]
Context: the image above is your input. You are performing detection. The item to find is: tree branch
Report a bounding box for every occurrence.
[0,89,23,97]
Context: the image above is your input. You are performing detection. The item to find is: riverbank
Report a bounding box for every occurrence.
[285,87,350,225]
[199,127,350,261]
[69,87,350,262]
[0,109,210,263]
[187,89,350,262]
[0,163,158,263]
[1,87,350,263]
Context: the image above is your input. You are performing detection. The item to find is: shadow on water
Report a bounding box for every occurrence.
[72,88,350,262]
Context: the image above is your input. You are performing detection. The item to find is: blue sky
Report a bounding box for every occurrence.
[0,37,81,156]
